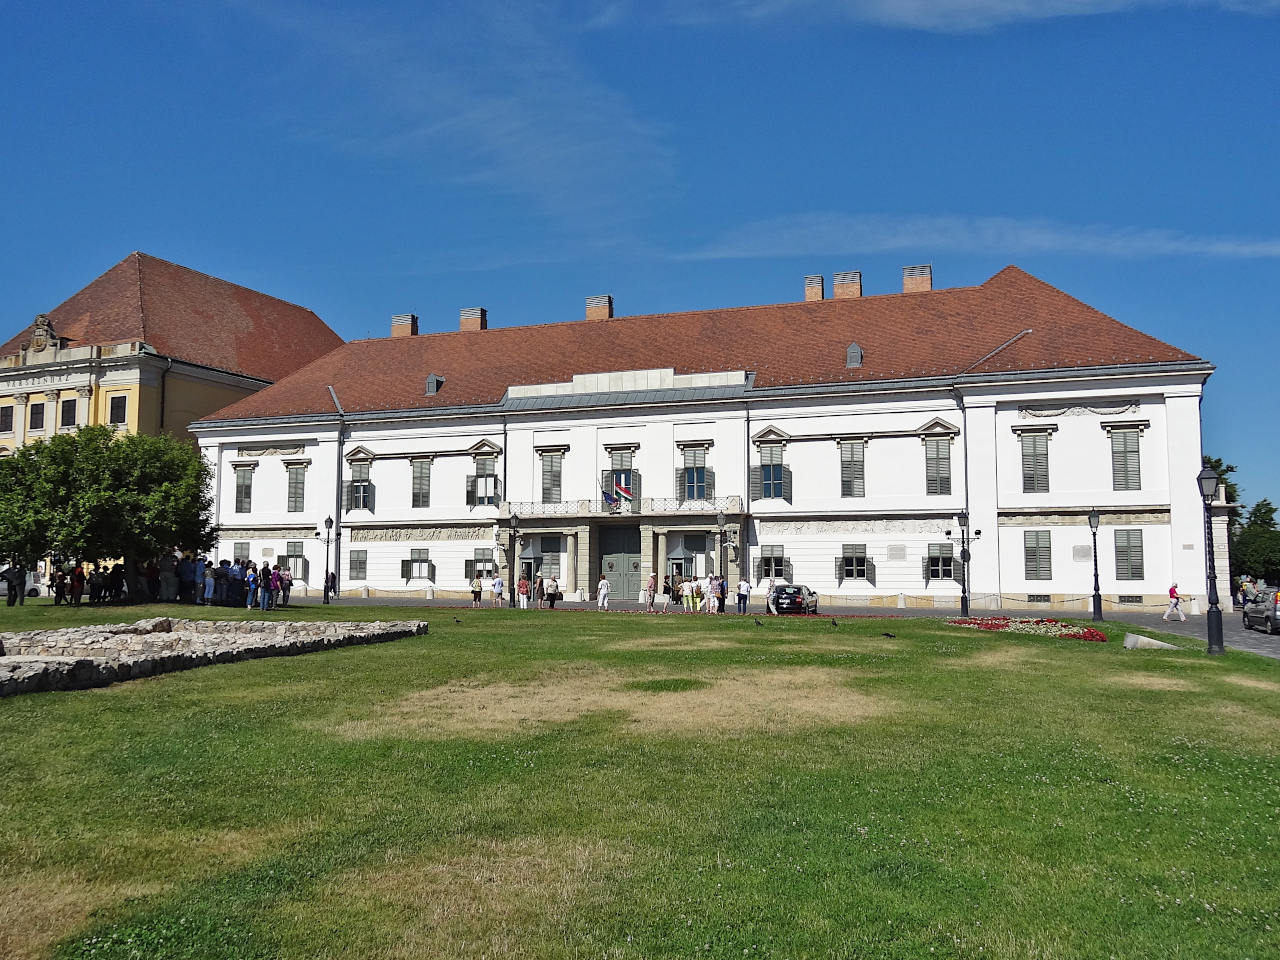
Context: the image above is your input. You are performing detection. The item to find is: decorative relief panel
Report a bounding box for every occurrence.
[1018,401,1139,419]
[350,525,495,542]
[757,519,949,537]
[217,527,316,540]
[238,445,306,457]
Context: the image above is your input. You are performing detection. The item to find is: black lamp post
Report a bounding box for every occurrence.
[317,515,333,604]
[1197,466,1225,656]
[508,513,519,608]
[1088,508,1103,622]
[945,512,980,618]
[716,510,726,579]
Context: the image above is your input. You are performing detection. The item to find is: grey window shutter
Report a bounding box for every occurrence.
[705,467,715,499]
[937,443,951,495]
[343,482,353,511]
[834,556,844,584]
[1111,430,1141,491]
[866,556,876,587]
[922,557,931,584]
[840,449,852,498]
[925,440,938,495]
[366,483,375,513]
[675,468,685,501]
[465,559,475,579]
[494,477,502,502]
[753,558,762,582]
[601,469,611,501]
[749,466,762,501]
[783,559,794,583]
[401,559,413,581]
[782,466,793,503]
[466,475,477,506]
[631,470,641,501]
[952,557,965,586]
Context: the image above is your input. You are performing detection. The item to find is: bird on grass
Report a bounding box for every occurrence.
[881,632,896,639]
[830,618,838,627]
[454,618,463,624]
[753,618,763,626]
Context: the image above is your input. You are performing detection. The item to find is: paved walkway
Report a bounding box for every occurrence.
[282,594,1280,661]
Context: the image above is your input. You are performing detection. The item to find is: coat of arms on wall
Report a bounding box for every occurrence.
[25,314,56,354]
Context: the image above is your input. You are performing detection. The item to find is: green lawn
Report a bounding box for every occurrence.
[2,605,1278,959]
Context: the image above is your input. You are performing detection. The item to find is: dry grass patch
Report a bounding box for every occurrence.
[337,665,889,738]
[282,836,624,959]
[1220,674,1280,693]
[0,874,164,960]
[948,645,1046,670]
[1105,674,1199,692]
[605,634,738,651]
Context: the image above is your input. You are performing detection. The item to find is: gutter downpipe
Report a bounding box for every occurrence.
[329,386,345,598]
[159,357,173,434]
[950,384,977,614]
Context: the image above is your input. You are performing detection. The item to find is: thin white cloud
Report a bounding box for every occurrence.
[224,1,676,230]
[577,0,1280,31]
[679,212,1280,259]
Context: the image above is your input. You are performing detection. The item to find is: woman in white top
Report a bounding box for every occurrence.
[597,574,611,611]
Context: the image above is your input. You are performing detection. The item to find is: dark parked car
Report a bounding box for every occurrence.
[772,583,818,615]
[1242,589,1278,634]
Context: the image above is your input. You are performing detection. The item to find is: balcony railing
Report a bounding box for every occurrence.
[503,496,742,520]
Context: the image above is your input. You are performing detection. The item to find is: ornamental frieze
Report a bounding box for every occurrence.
[349,525,495,543]
[757,518,951,537]
[217,527,318,540]
[1017,400,1140,419]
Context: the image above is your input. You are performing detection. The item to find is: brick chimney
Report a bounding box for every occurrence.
[391,314,418,337]
[832,271,862,299]
[902,265,932,293]
[459,307,487,332]
[586,295,613,321]
[804,275,825,301]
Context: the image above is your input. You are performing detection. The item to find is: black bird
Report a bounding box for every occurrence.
[830,618,838,626]
[753,618,763,625]
[881,632,896,638]
[454,618,463,624]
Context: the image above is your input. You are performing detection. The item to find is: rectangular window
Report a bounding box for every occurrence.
[1020,433,1049,493]
[29,403,44,431]
[758,544,788,580]
[349,550,367,580]
[412,459,432,508]
[540,452,562,504]
[840,441,865,497]
[682,446,707,500]
[233,542,250,563]
[540,536,561,578]
[60,397,77,427]
[348,461,373,510]
[286,465,306,512]
[927,543,955,581]
[403,548,431,579]
[924,438,951,495]
[1114,529,1144,580]
[467,548,496,580]
[0,407,11,433]
[606,449,638,504]
[1110,429,1141,491]
[761,444,784,499]
[471,456,497,506]
[1023,530,1052,580]
[840,543,869,581]
[234,466,253,513]
[284,541,306,579]
[108,395,127,425]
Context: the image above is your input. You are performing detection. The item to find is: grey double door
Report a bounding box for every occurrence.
[600,526,641,599]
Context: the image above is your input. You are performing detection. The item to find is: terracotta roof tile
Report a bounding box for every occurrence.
[1,253,343,382]
[202,266,1201,421]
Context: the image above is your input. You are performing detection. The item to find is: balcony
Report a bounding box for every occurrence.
[502,496,743,520]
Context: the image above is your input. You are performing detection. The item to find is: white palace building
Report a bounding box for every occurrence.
[191,265,1229,610]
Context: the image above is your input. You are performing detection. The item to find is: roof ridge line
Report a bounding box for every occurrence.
[134,251,147,343]
[131,251,321,315]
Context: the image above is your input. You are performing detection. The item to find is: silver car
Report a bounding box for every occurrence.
[1242,589,1278,634]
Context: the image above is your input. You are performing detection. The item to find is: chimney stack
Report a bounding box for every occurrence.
[459,307,488,332]
[586,294,613,321]
[804,275,825,301]
[902,264,932,293]
[391,313,418,337]
[832,271,862,299]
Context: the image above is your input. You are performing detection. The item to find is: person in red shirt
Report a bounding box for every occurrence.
[1163,583,1187,622]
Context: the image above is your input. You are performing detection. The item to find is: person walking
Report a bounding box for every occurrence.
[681,577,695,614]
[535,574,545,609]
[766,575,778,615]
[716,575,727,614]
[278,566,292,607]
[325,570,337,602]
[645,572,657,613]
[1163,583,1187,622]
[547,575,559,609]
[660,575,672,612]
[517,573,530,609]
[736,575,751,614]
[597,573,611,611]
[470,573,483,608]
[491,573,504,608]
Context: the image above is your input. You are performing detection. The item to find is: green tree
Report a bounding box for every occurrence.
[1244,498,1276,530]
[0,426,215,567]
[1202,455,1242,530]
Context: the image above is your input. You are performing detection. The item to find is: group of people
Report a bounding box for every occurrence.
[473,572,565,609]
[635,573,756,614]
[204,558,297,610]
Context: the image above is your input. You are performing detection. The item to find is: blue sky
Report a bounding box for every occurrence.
[2,1,1277,506]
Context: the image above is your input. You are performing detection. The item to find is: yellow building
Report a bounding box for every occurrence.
[0,252,343,452]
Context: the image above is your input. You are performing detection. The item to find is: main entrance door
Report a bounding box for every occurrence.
[599,525,642,600]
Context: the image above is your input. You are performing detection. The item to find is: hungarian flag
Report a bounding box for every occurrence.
[613,477,633,502]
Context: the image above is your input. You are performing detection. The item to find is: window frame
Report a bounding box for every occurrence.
[1020,432,1050,493]
[1109,427,1142,492]
[540,451,562,504]
[234,465,254,513]
[286,463,306,513]
[1114,528,1144,580]
[29,402,44,431]
[0,406,12,433]
[411,458,432,509]
[924,437,952,496]
[1023,529,1052,580]
[840,440,865,498]
[59,397,77,428]
[108,395,127,425]
[927,543,955,581]
[349,549,367,580]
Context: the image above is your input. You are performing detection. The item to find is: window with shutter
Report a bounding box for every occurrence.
[412,459,432,508]
[473,456,497,505]
[838,543,869,581]
[927,543,954,581]
[1114,529,1144,580]
[541,536,562,577]
[925,438,951,495]
[234,466,253,513]
[284,541,306,579]
[1023,530,1052,580]
[401,548,430,579]
[540,452,562,503]
[760,544,787,580]
[349,550,367,580]
[1110,429,1141,491]
[473,548,496,579]
[681,446,708,500]
[349,461,373,510]
[286,464,306,512]
[234,542,250,563]
[840,441,865,497]
[760,445,785,499]
[1020,433,1050,493]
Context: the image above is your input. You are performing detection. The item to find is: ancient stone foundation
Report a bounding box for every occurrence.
[0,617,428,697]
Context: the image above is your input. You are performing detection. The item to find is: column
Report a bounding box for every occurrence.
[657,530,668,583]
[566,531,578,594]
[12,393,27,447]
[76,386,93,426]
[43,390,59,437]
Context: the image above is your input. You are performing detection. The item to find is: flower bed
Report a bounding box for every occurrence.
[946,616,1107,643]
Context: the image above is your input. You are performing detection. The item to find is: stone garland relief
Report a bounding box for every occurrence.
[350,525,494,542]
[237,445,306,457]
[1017,401,1139,419]
[758,519,951,537]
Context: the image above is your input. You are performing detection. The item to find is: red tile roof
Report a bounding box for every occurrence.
[0,252,343,382]
[201,266,1202,421]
